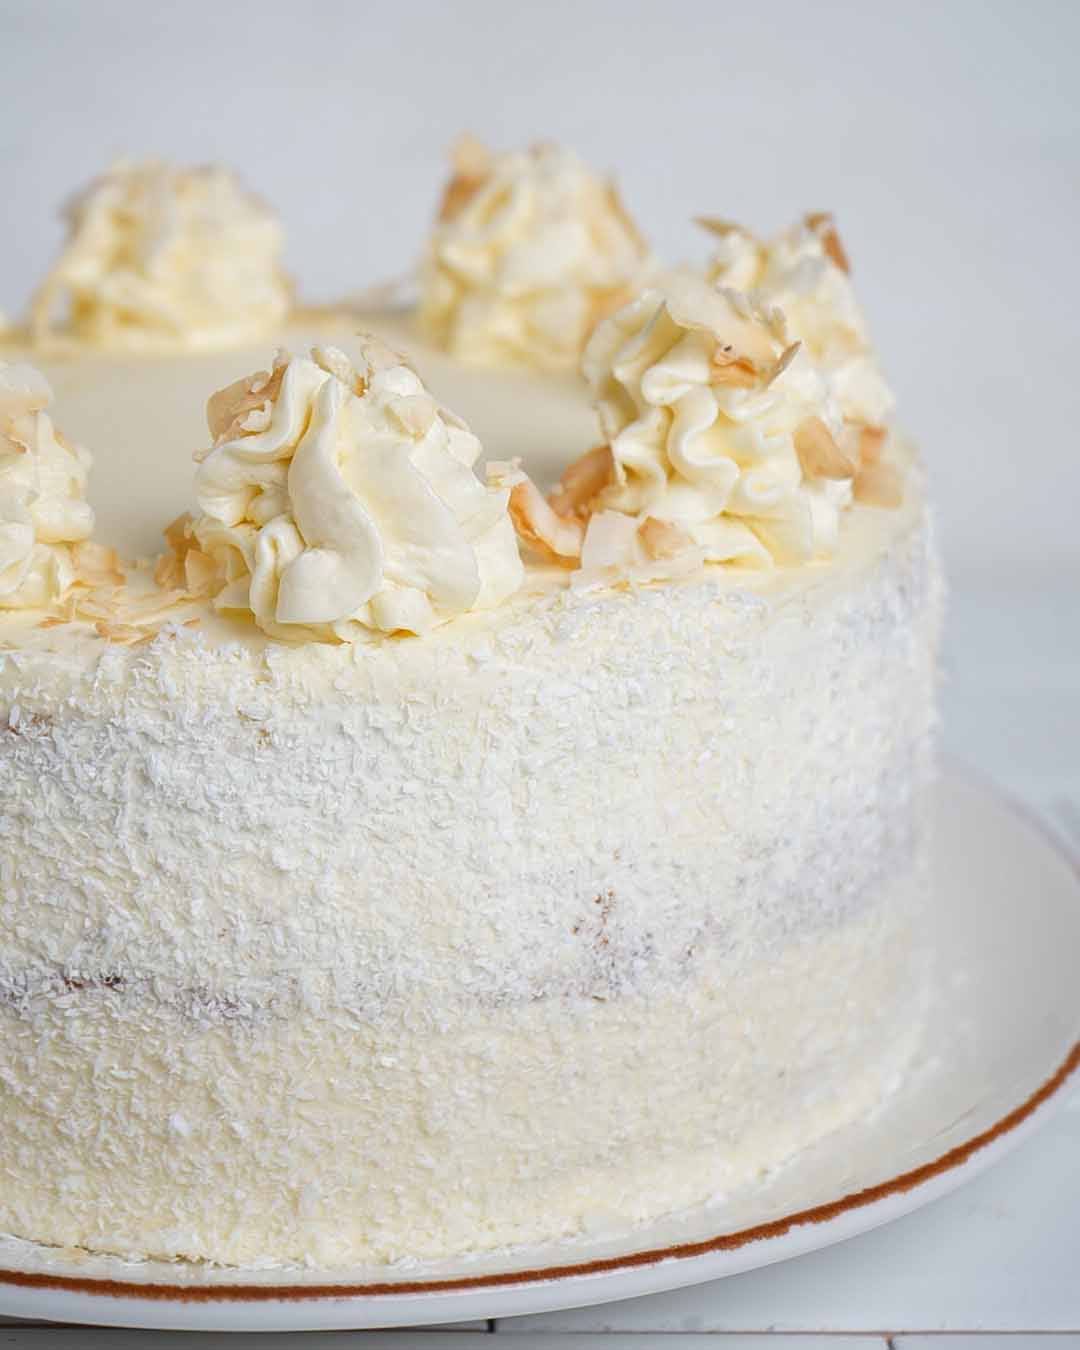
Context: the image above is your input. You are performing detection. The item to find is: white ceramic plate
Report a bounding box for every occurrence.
[1,764,1077,1332]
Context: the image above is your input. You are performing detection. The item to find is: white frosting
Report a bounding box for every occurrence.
[29,161,290,350]
[0,311,595,565]
[192,337,523,639]
[421,140,648,369]
[0,362,94,608]
[705,215,894,427]
[0,311,940,1269]
[579,274,856,571]
[0,464,940,1264]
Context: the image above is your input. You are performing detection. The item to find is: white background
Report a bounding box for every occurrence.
[1,2,1078,1341]
[2,0,1079,582]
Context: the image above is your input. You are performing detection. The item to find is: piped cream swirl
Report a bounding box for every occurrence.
[29,160,291,350]
[192,337,523,641]
[0,362,95,609]
[703,213,894,428]
[421,138,648,370]
[577,274,858,570]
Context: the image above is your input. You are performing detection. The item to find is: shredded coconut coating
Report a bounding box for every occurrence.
[0,463,942,1266]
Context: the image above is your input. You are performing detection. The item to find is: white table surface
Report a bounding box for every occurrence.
[3,572,1077,1344]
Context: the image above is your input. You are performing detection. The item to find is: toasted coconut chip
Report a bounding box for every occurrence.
[82,575,199,641]
[72,540,124,587]
[854,461,903,508]
[74,591,125,622]
[549,445,614,520]
[638,516,696,561]
[438,173,485,223]
[580,511,640,571]
[438,136,493,223]
[710,355,759,388]
[804,211,850,275]
[629,548,707,584]
[206,374,265,442]
[357,335,410,375]
[184,548,219,597]
[155,554,185,588]
[694,215,752,240]
[153,552,183,589]
[112,589,188,624]
[163,511,194,554]
[314,345,370,396]
[155,517,190,588]
[508,477,584,563]
[767,341,802,386]
[206,361,286,443]
[94,621,155,646]
[53,594,79,624]
[794,417,856,481]
[667,281,781,366]
[604,180,648,256]
[857,424,888,465]
[155,513,220,600]
[450,133,492,180]
[37,616,67,629]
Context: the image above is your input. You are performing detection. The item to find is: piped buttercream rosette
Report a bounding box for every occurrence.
[188,337,524,641]
[420,137,649,370]
[498,274,902,582]
[700,211,894,430]
[29,160,291,350]
[0,361,102,610]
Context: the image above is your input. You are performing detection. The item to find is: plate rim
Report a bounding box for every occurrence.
[1,763,1077,1308]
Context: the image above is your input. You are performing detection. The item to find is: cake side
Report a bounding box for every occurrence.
[0,475,941,1265]
[0,154,941,1267]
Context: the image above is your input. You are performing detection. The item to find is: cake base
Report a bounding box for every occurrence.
[0,765,1076,1332]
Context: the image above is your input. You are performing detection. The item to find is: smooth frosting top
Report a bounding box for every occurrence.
[420,138,648,370]
[702,213,894,427]
[187,335,523,641]
[28,160,291,351]
[0,361,95,609]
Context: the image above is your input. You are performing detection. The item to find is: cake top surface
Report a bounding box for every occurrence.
[0,145,916,659]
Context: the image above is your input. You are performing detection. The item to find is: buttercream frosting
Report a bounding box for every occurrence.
[0,152,942,1271]
[420,138,648,370]
[506,274,899,578]
[0,312,939,1270]
[0,455,940,1265]
[0,361,95,609]
[29,160,290,350]
[702,213,894,427]
[191,336,523,640]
